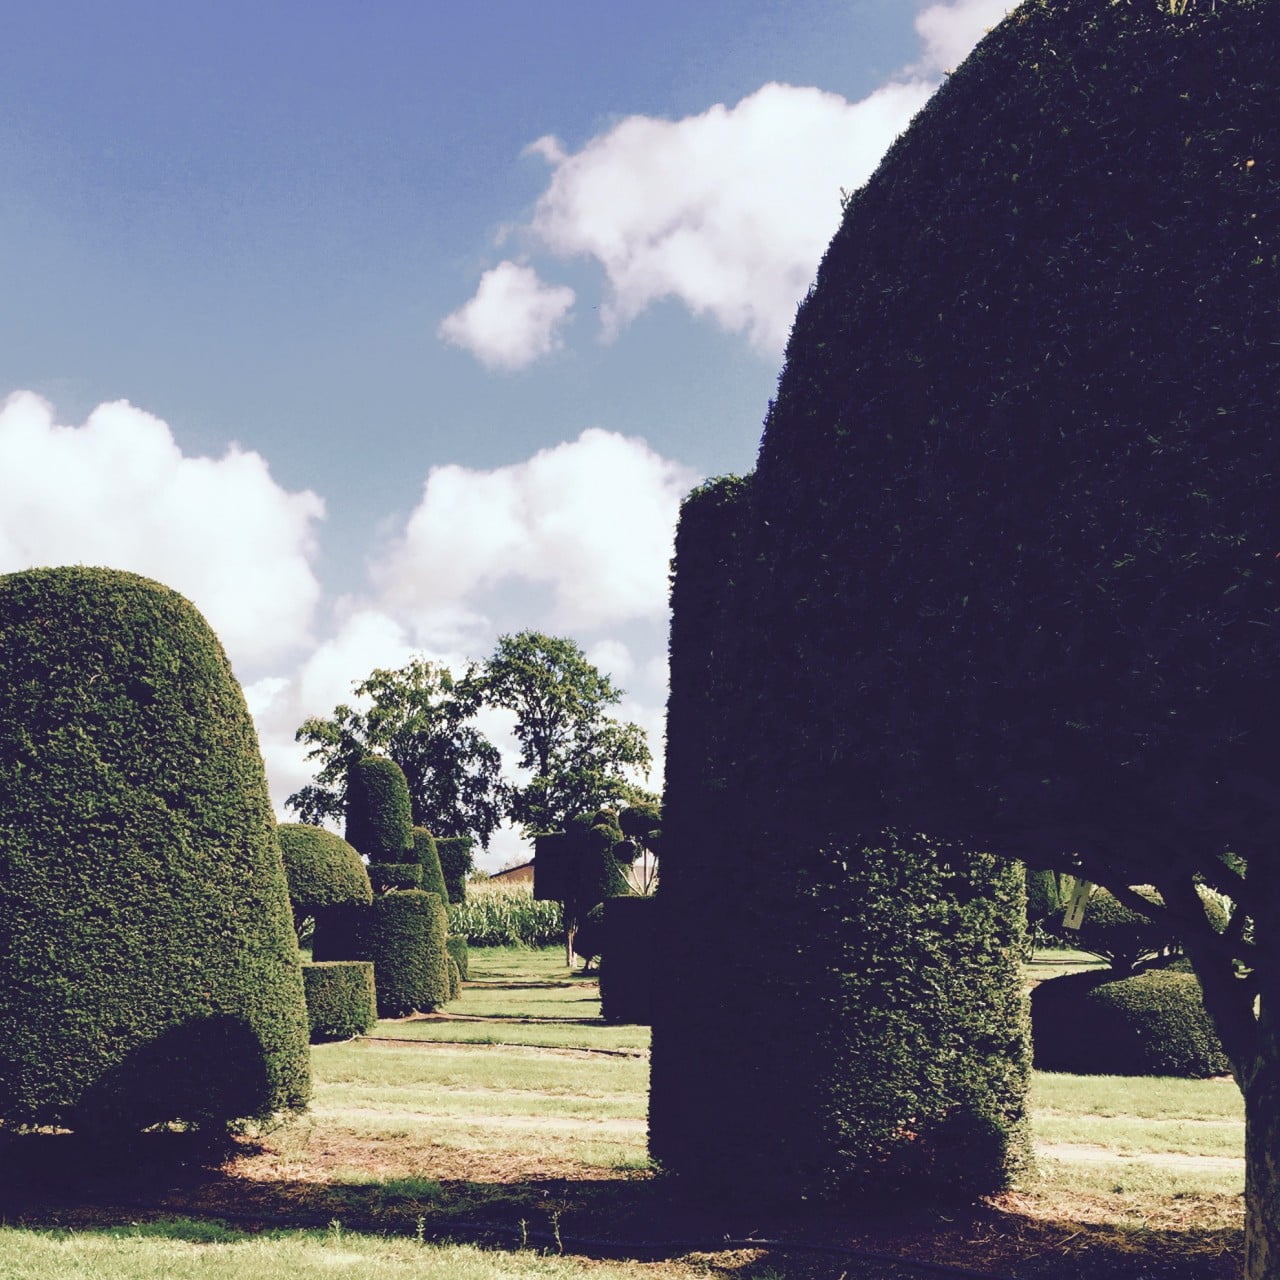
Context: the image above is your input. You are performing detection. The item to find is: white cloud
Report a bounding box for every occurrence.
[525,78,934,357]
[438,260,575,370]
[376,427,698,634]
[913,0,1017,75]
[0,391,324,669]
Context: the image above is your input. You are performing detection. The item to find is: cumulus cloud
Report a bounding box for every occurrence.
[525,78,933,357]
[913,0,1017,75]
[438,260,576,370]
[437,0,1020,368]
[376,427,698,634]
[0,391,324,669]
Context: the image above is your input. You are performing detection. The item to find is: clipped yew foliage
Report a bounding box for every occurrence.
[302,961,377,1042]
[446,934,470,982]
[315,891,450,1017]
[0,567,309,1133]
[436,836,474,903]
[412,827,450,901]
[344,756,413,861]
[599,896,656,1025]
[367,862,423,893]
[1032,967,1229,1077]
[278,823,372,933]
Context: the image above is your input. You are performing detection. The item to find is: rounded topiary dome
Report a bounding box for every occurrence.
[1032,967,1229,1078]
[0,566,310,1133]
[278,823,373,919]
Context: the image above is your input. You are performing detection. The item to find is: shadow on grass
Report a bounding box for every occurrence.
[0,1132,1242,1280]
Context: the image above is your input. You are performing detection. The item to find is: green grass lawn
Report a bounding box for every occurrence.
[0,944,1246,1280]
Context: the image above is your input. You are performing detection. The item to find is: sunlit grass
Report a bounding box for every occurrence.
[0,1223,690,1280]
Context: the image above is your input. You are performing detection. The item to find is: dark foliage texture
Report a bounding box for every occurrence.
[436,836,474,904]
[1032,966,1229,1078]
[599,896,655,1025]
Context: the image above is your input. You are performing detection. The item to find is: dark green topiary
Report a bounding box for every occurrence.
[314,891,450,1017]
[436,836,474,903]
[367,862,424,894]
[278,824,372,938]
[446,934,469,982]
[0,566,310,1133]
[654,475,1033,1201]
[599,896,655,1025]
[344,756,413,862]
[1073,886,1230,973]
[302,961,377,1042]
[412,827,449,901]
[572,903,606,968]
[446,955,462,1001]
[1032,967,1229,1078]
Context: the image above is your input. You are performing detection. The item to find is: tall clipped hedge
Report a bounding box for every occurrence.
[345,756,413,861]
[0,567,310,1133]
[599,896,656,1025]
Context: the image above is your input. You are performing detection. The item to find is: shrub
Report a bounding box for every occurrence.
[0,566,310,1134]
[599,896,654,1024]
[302,961,377,1042]
[368,862,424,893]
[446,934,470,982]
[315,891,450,1017]
[446,955,462,1001]
[436,836,474,903]
[344,756,413,862]
[412,828,449,901]
[278,824,372,938]
[449,880,563,947]
[1073,886,1230,972]
[1032,967,1229,1078]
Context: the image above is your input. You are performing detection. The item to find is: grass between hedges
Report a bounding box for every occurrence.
[0,946,1246,1280]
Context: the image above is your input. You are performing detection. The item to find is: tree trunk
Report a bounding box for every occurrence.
[1244,1048,1280,1280]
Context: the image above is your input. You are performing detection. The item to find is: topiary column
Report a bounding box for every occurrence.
[0,566,310,1135]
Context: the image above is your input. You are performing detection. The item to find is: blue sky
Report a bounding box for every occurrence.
[0,0,1014,866]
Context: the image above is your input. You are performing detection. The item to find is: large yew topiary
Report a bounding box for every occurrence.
[0,566,310,1133]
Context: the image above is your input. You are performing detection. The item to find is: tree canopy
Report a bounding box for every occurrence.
[479,631,652,835]
[287,658,505,846]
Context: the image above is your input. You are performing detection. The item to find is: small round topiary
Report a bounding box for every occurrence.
[344,756,413,862]
[0,566,310,1134]
[1032,967,1229,1078]
[278,824,372,937]
[302,961,377,1042]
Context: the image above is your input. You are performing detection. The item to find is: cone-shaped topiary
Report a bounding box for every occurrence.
[278,823,372,938]
[0,566,310,1133]
[344,755,413,862]
[412,827,449,901]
